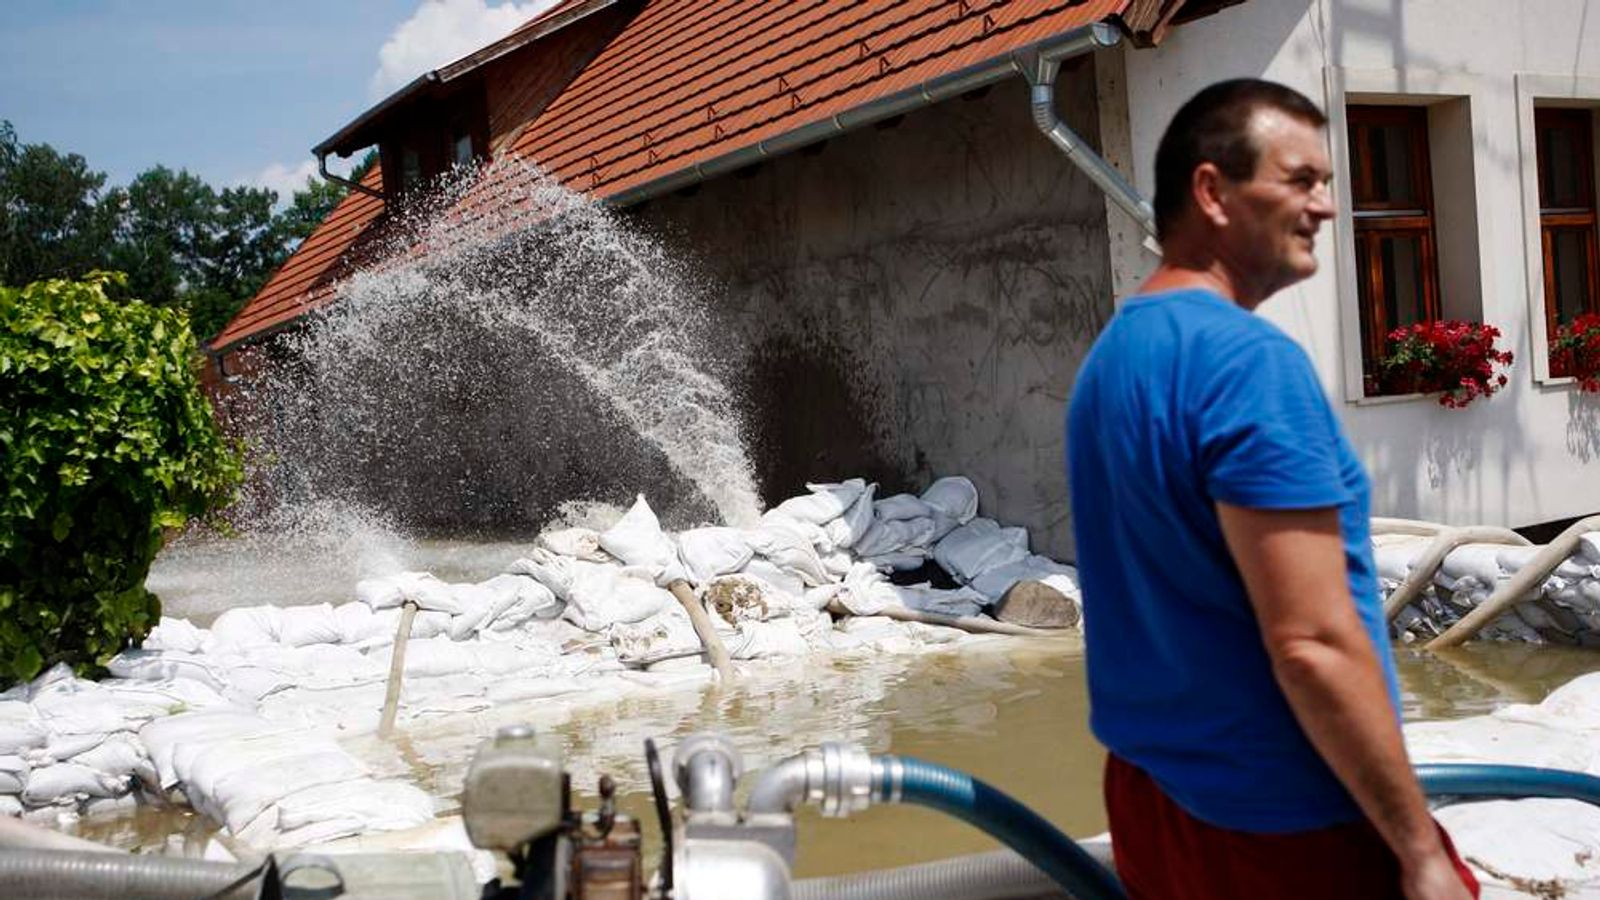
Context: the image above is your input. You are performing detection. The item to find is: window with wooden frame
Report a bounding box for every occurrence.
[1346,105,1442,393]
[1535,107,1600,375]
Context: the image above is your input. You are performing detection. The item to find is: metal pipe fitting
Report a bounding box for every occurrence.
[675,732,744,816]
[746,742,878,818]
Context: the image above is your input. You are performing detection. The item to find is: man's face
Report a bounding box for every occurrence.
[1215,108,1336,296]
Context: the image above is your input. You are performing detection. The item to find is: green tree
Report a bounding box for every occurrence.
[0,121,118,287]
[0,122,377,342]
[106,165,215,307]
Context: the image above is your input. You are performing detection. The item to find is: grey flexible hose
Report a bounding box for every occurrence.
[0,848,254,900]
[792,849,1068,900]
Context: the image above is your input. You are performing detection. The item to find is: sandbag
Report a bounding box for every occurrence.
[856,552,923,574]
[832,483,877,550]
[855,516,948,558]
[209,605,284,649]
[932,518,1029,583]
[678,527,754,584]
[507,550,578,602]
[743,559,808,599]
[921,476,979,524]
[890,584,987,618]
[0,702,44,755]
[1374,541,1424,585]
[44,731,108,761]
[1579,532,1600,564]
[32,682,132,736]
[772,479,867,525]
[273,778,435,835]
[1437,544,1505,590]
[403,639,482,678]
[743,515,833,587]
[279,603,343,647]
[610,606,702,663]
[144,617,208,654]
[835,563,897,616]
[0,755,28,794]
[69,734,147,780]
[177,730,367,833]
[562,563,672,632]
[874,492,935,522]
[407,610,455,640]
[140,711,287,790]
[483,575,560,631]
[355,572,462,614]
[537,526,610,562]
[102,677,230,718]
[23,762,126,804]
[728,618,811,659]
[598,495,676,569]
[968,555,1080,605]
[106,650,227,692]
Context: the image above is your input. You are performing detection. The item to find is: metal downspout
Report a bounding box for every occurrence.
[1023,40,1156,236]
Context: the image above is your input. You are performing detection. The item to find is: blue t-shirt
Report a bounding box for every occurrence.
[1066,288,1400,833]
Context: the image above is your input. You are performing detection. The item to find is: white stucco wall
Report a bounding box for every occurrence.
[1116,0,1600,528]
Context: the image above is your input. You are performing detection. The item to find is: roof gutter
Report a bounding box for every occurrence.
[605,21,1154,236]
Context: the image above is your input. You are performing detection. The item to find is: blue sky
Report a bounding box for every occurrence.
[0,0,557,199]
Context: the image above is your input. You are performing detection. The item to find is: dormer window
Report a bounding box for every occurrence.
[373,82,489,200]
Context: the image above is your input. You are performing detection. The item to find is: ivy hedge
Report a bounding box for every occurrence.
[1,272,241,685]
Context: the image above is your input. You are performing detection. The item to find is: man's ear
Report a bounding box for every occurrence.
[1191,162,1230,229]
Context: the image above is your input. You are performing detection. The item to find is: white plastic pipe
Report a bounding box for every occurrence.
[668,580,735,683]
[378,599,420,737]
[1429,515,1600,649]
[1382,526,1531,622]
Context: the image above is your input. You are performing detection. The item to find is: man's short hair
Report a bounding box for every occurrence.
[1152,79,1327,241]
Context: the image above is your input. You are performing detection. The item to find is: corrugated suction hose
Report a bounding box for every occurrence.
[0,848,253,900]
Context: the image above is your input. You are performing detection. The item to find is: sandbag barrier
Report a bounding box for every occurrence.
[0,475,1084,855]
[1373,516,1600,647]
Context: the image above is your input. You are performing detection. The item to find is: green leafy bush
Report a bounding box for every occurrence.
[0,272,241,684]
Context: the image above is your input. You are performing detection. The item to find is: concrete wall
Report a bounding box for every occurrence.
[635,64,1112,558]
[1117,0,1600,529]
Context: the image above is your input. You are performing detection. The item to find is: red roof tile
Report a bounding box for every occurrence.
[216,0,1141,351]
[511,0,1128,199]
[211,165,386,349]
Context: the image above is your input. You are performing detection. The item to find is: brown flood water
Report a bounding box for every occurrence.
[75,637,1600,880]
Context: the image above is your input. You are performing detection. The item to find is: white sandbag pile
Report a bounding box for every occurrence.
[1377,532,1600,644]
[5,474,1080,855]
[0,662,434,848]
[1406,672,1600,894]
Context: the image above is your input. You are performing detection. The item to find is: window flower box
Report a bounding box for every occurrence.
[1551,312,1600,392]
[1374,321,1514,408]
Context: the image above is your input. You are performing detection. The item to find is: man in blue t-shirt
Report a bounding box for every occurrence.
[1067,80,1477,899]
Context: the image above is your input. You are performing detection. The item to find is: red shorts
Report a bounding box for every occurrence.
[1105,754,1480,899]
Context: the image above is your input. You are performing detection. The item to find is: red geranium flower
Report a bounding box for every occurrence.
[1376,320,1515,408]
[1551,313,1600,393]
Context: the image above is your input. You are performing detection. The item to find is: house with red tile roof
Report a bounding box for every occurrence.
[211,0,1600,548]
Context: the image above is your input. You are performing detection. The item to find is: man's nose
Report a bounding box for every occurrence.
[1308,181,1337,220]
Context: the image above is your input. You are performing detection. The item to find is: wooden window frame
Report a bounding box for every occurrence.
[1535,107,1600,376]
[1347,105,1443,392]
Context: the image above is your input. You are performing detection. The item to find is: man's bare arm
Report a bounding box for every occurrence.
[1216,503,1471,899]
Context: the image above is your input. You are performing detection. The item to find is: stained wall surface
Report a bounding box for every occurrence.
[636,64,1112,558]
[1118,0,1600,529]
